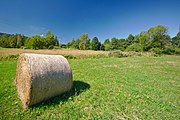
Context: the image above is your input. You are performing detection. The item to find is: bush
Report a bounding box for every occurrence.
[48,45,54,49]
[104,44,111,51]
[125,43,143,52]
[163,46,175,55]
[174,48,180,55]
[108,50,127,58]
[0,54,19,61]
[149,48,163,54]
[64,55,77,59]
[53,46,60,49]
[108,50,157,58]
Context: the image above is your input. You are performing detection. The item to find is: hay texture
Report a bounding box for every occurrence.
[16,53,73,109]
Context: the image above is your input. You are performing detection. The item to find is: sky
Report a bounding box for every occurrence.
[0,0,180,43]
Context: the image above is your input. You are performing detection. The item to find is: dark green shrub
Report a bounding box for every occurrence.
[48,45,54,49]
[64,55,77,59]
[0,54,19,61]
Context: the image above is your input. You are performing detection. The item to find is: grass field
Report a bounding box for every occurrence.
[0,55,180,119]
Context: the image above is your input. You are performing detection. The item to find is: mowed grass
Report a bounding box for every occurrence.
[0,56,180,119]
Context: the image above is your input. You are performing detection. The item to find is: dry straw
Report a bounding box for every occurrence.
[16,53,73,109]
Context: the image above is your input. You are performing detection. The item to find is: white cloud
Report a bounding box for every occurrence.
[40,34,44,37]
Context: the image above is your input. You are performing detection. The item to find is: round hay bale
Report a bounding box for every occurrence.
[16,53,73,109]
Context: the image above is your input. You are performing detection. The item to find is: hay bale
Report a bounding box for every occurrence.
[16,53,73,109]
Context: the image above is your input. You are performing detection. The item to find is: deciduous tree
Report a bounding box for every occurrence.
[91,37,101,50]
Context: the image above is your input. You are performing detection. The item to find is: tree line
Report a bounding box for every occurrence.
[0,31,59,49]
[66,25,180,54]
[0,25,180,54]
[0,33,27,48]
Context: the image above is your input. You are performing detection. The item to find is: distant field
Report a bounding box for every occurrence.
[0,48,108,56]
[0,55,179,119]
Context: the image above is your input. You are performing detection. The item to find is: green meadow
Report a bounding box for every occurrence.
[0,56,180,119]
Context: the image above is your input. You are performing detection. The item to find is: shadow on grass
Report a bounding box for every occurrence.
[30,80,90,109]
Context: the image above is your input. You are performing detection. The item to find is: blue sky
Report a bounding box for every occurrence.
[0,0,180,43]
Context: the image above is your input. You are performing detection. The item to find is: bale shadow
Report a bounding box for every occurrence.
[30,80,90,108]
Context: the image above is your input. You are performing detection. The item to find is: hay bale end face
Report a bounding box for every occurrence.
[16,53,73,109]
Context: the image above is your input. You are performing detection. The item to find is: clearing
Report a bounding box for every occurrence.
[0,53,179,119]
